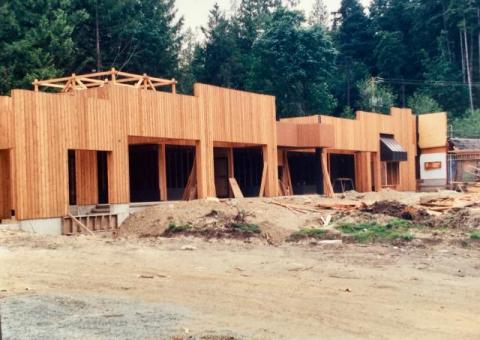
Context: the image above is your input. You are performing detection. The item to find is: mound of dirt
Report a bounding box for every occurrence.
[120,198,324,244]
[362,200,430,221]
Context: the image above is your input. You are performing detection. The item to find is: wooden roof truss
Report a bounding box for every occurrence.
[33,68,177,93]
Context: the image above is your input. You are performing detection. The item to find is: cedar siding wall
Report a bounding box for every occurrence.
[281,108,417,191]
[2,80,429,221]
[4,83,278,220]
[195,84,278,197]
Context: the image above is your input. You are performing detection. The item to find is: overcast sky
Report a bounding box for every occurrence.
[176,0,371,30]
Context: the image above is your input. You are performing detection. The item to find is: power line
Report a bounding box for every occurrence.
[374,77,480,87]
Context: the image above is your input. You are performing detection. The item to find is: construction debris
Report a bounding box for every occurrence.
[316,201,366,211]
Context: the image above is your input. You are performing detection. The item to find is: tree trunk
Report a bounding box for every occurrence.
[464,23,474,112]
[442,3,451,61]
[477,8,480,80]
[95,0,102,71]
[460,29,466,83]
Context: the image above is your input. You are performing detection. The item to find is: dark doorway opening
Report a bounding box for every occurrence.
[68,150,77,205]
[287,149,323,195]
[214,148,230,198]
[0,149,12,219]
[329,153,355,193]
[97,151,109,204]
[233,147,263,197]
[166,145,195,200]
[129,145,160,202]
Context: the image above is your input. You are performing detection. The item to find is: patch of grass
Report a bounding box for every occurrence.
[230,223,261,234]
[337,219,417,243]
[165,222,192,234]
[288,228,326,242]
[470,231,480,240]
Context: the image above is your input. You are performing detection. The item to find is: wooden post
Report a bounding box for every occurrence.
[172,79,176,94]
[227,148,234,178]
[111,68,116,84]
[195,140,215,198]
[159,144,167,201]
[33,79,39,92]
[262,144,278,197]
[372,152,382,192]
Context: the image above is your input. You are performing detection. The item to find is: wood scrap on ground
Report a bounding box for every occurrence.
[418,195,478,211]
[316,201,366,210]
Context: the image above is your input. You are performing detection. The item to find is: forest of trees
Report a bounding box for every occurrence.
[1,0,480,136]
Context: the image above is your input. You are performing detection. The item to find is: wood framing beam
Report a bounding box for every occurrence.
[259,161,268,197]
[33,70,177,93]
[182,159,197,201]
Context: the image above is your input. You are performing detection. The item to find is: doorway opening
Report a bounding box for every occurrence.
[329,153,356,193]
[97,151,109,204]
[287,150,323,195]
[68,150,110,206]
[129,144,160,202]
[233,147,263,197]
[214,148,231,198]
[166,145,195,200]
[0,149,12,219]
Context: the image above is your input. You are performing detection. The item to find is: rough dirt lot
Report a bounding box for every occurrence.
[1,191,480,339]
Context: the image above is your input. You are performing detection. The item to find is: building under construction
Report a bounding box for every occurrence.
[0,70,447,234]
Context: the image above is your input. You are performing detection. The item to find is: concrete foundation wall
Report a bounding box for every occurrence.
[19,218,62,235]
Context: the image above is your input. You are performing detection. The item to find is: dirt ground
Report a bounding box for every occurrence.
[1,191,480,339]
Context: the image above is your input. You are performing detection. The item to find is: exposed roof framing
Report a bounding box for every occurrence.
[33,68,177,93]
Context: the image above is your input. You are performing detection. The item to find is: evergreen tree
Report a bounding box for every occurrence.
[192,4,242,88]
[252,8,337,117]
[334,0,374,113]
[407,92,442,115]
[0,0,87,94]
[71,0,183,77]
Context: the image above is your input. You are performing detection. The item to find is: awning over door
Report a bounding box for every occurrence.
[380,136,407,161]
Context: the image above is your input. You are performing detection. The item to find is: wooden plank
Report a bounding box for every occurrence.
[228,178,244,198]
[182,159,197,201]
[284,152,293,195]
[259,161,268,197]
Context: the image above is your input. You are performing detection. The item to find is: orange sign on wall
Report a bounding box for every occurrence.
[424,161,442,170]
